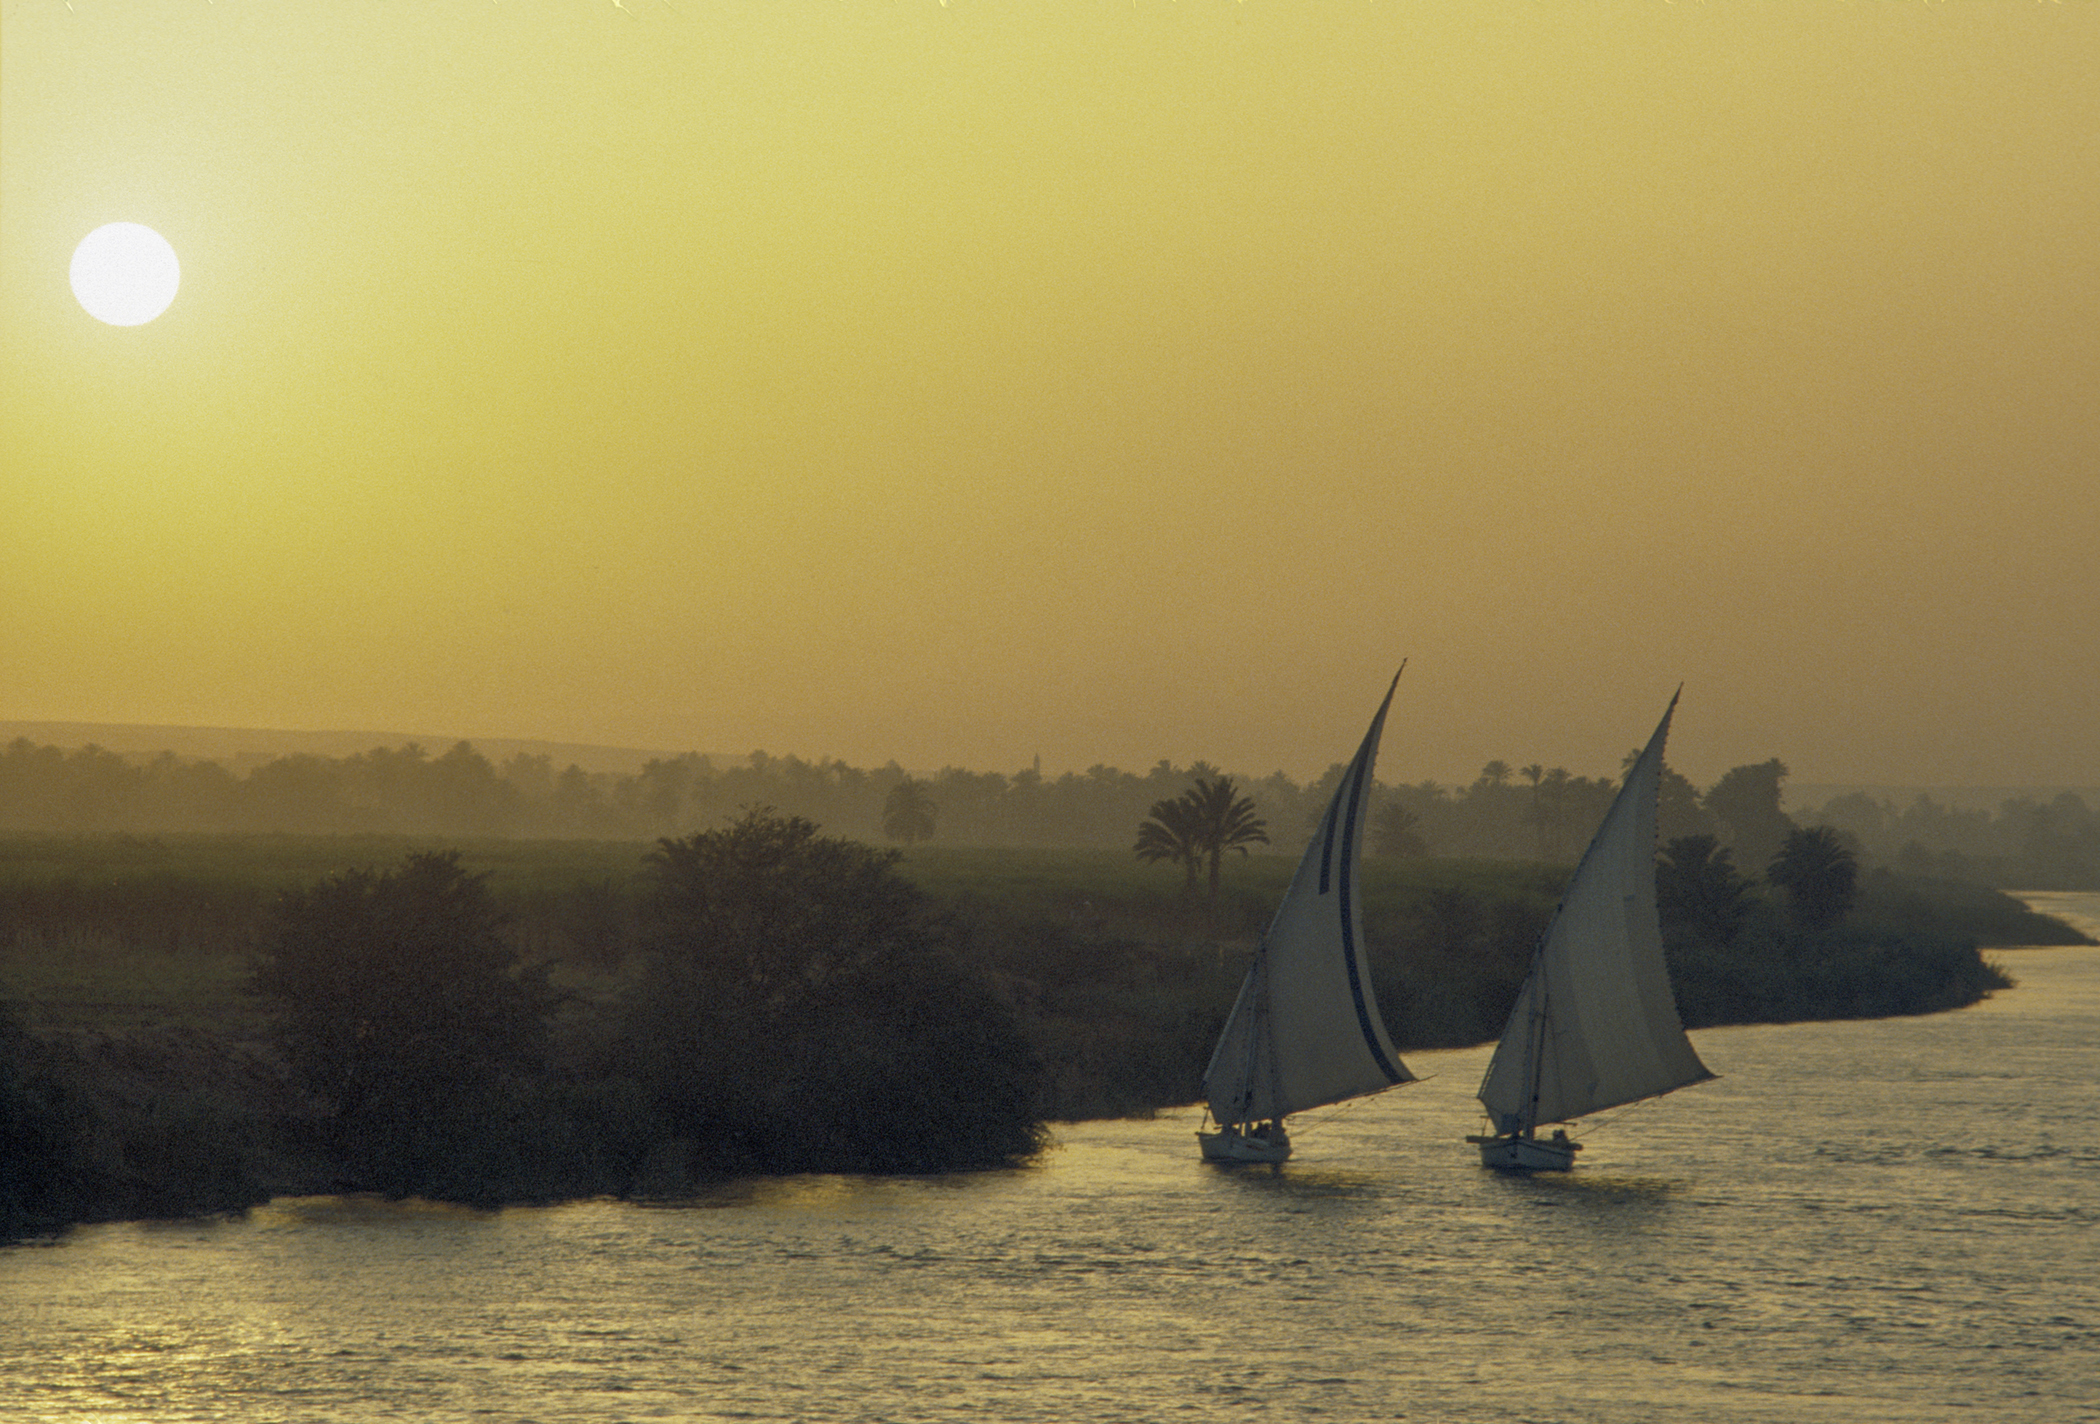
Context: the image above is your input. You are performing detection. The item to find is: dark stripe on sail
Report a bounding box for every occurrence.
[1316,791,1340,895]
[1336,748,1404,1084]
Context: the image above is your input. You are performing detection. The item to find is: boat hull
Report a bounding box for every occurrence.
[1198,1125,1292,1164]
[1468,1131,1581,1172]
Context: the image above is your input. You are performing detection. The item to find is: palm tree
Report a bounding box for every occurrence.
[1657,834,1755,945]
[1767,825,1858,933]
[1520,763,1547,856]
[1705,759,1797,877]
[881,777,937,844]
[1182,776,1269,898]
[1536,767,1573,860]
[1371,802,1427,859]
[1134,794,1204,893]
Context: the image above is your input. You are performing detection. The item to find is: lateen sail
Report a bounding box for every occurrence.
[1477,693,1713,1134]
[1204,675,1414,1126]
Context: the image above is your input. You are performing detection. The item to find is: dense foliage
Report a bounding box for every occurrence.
[2,831,2084,1238]
[1768,826,1861,932]
[0,1002,275,1236]
[627,812,1044,1176]
[1659,836,2016,1027]
[252,852,566,1201]
[0,1005,89,1238]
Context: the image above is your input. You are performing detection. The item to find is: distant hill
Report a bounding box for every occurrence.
[0,721,727,778]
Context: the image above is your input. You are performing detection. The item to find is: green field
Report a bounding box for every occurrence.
[0,832,2074,1047]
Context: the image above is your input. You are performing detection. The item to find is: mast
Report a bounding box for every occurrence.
[1522,980,1547,1139]
[1234,943,1269,1127]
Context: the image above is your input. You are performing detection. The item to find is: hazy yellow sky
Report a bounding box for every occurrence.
[4,1,2095,789]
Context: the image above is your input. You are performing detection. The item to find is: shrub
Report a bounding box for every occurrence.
[626,810,1045,1175]
[250,851,561,1197]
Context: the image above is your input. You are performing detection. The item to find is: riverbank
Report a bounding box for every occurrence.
[3,835,2088,1237]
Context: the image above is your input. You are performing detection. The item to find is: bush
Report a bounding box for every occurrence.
[626,810,1045,1175]
[250,850,561,1197]
[0,1008,96,1238]
[1664,911,2012,1028]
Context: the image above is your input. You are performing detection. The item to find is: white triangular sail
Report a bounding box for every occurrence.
[1477,693,1713,1134]
[1205,674,1415,1127]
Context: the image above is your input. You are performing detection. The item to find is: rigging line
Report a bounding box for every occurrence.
[1290,1078,1426,1137]
[1570,1096,1660,1136]
[1288,1098,1366,1137]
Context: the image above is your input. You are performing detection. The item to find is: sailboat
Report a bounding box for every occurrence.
[1468,692,1714,1171]
[1199,671,1416,1163]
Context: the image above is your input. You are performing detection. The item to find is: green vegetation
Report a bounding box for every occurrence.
[1804,787,2100,891]
[0,733,1656,863]
[1654,830,2071,1028]
[1,829,2084,1238]
[626,812,1043,1176]
[1133,775,1270,899]
[253,852,565,1202]
[880,776,938,844]
[1767,826,1861,932]
[11,731,2099,891]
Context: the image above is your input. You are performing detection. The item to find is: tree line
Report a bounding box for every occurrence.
[1801,787,2100,890]
[0,735,1822,871]
[4,734,2094,890]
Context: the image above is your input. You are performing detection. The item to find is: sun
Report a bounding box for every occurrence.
[70,223,181,326]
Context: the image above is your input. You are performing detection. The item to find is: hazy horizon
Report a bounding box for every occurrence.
[6,2,2095,791]
[8,716,2099,816]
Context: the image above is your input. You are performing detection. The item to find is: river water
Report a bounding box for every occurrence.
[5,897,2098,1424]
